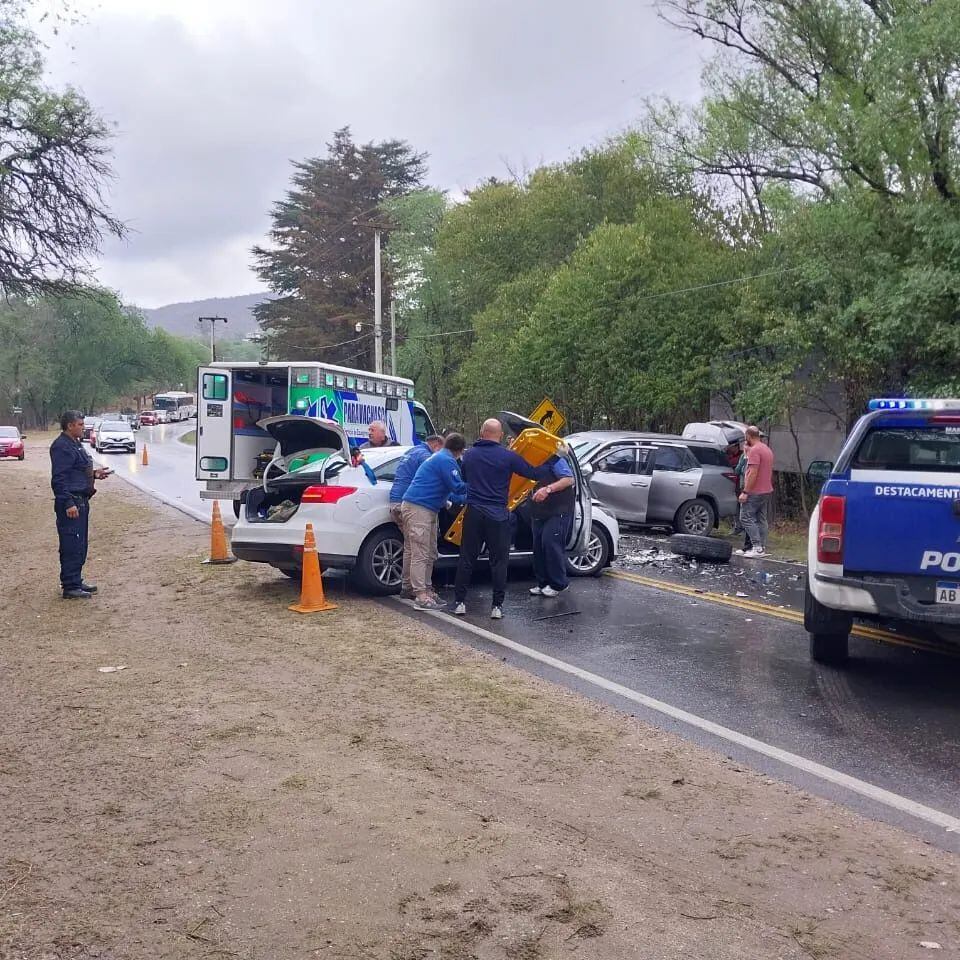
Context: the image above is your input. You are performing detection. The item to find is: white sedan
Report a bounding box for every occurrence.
[230,416,619,594]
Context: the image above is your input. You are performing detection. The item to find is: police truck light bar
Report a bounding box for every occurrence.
[868,398,960,411]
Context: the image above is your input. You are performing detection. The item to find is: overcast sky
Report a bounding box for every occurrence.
[43,0,704,308]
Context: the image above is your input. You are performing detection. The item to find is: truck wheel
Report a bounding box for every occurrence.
[804,574,852,665]
[351,526,404,596]
[674,498,716,536]
[809,632,849,665]
[669,533,732,563]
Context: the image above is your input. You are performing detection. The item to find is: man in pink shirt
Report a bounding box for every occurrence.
[735,425,774,558]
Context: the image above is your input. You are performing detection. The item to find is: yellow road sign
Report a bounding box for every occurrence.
[529,397,566,435]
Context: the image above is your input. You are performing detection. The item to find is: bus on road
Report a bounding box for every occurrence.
[154,391,197,422]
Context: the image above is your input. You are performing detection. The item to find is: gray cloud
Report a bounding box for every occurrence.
[44,0,703,306]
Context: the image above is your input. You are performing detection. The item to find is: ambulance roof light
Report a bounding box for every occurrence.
[868,398,960,411]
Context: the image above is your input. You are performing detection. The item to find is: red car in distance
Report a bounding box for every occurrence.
[138,411,159,426]
[0,426,25,461]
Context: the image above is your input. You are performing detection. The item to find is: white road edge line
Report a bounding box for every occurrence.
[393,598,960,834]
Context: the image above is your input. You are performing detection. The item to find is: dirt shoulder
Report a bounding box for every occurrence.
[1,442,957,960]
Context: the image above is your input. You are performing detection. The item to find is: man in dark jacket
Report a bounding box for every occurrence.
[453,419,552,620]
[50,410,111,599]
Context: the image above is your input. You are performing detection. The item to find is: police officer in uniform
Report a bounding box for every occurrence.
[528,451,576,598]
[50,410,111,599]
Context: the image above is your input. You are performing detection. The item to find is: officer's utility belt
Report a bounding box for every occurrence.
[69,492,91,502]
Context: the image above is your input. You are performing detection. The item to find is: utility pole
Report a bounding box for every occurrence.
[390,301,397,376]
[373,230,383,374]
[198,316,228,362]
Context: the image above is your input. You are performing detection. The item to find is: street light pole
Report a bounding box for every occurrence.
[198,316,228,362]
[373,230,383,374]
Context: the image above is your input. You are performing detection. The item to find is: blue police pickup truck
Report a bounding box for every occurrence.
[805,398,960,665]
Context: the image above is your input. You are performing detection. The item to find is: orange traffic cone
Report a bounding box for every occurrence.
[141,443,149,466]
[202,500,237,565]
[289,523,337,613]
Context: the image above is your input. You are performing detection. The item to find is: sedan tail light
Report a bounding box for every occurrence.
[301,485,357,504]
[721,471,738,486]
[816,495,845,564]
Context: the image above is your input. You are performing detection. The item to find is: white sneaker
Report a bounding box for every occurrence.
[541,585,563,597]
[734,548,746,556]
[454,602,466,616]
[743,547,766,558]
[490,606,503,620]
[529,586,544,596]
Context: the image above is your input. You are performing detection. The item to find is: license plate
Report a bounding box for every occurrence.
[936,582,960,604]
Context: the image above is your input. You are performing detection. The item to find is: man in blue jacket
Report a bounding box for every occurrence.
[401,433,468,610]
[454,419,553,619]
[50,410,112,599]
[390,435,444,598]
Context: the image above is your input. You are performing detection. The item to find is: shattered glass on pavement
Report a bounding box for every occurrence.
[614,531,805,611]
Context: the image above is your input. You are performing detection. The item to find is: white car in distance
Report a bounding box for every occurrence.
[230,416,619,594]
[93,419,136,454]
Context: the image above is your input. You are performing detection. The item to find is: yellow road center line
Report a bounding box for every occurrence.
[605,568,955,657]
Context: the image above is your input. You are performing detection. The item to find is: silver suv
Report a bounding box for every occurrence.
[567,431,739,535]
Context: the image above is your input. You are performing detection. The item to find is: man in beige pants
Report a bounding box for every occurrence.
[389,435,443,597]
[400,434,468,610]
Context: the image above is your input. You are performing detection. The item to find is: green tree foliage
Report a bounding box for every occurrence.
[657,0,960,211]
[0,0,124,295]
[398,138,749,431]
[0,290,207,426]
[252,127,426,366]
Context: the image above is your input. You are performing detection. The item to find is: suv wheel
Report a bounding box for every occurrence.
[352,526,404,595]
[804,574,852,665]
[567,528,611,577]
[674,498,716,536]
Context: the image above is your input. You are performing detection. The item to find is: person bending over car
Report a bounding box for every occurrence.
[390,435,444,598]
[401,434,468,610]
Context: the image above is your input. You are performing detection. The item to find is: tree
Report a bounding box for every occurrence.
[0,0,124,295]
[252,127,426,366]
[656,0,960,217]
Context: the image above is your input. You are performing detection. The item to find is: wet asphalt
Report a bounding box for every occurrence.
[104,427,960,848]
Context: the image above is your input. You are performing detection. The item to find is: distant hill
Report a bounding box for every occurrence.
[139,293,273,340]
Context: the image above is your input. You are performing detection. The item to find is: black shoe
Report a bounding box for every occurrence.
[80,582,98,593]
[62,588,93,600]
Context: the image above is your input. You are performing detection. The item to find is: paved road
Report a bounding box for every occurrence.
[90,422,227,524]
[103,426,960,848]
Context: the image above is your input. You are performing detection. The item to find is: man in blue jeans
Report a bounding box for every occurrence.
[453,419,553,619]
[50,410,112,599]
[529,452,576,597]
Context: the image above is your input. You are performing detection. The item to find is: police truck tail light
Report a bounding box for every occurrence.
[817,495,846,564]
[301,485,357,504]
[722,471,738,486]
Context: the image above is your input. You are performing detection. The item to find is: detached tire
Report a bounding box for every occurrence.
[351,525,404,596]
[804,575,852,665]
[669,533,733,563]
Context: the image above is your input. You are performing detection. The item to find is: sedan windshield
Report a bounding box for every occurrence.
[0,426,19,438]
[101,421,128,431]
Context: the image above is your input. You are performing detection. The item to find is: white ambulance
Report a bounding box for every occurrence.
[195,361,437,513]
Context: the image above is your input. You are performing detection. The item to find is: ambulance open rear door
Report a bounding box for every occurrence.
[196,367,233,481]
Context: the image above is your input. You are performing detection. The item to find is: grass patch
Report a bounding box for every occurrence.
[179,430,197,446]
